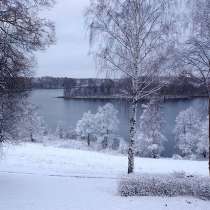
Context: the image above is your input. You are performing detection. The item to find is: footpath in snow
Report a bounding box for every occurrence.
[0,143,210,210]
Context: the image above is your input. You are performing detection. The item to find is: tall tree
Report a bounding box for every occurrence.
[0,0,55,142]
[175,0,210,174]
[0,0,55,91]
[86,0,174,173]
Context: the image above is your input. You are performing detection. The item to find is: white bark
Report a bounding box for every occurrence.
[128,98,137,173]
[86,0,174,174]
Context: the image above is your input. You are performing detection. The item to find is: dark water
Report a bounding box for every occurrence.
[29,89,208,156]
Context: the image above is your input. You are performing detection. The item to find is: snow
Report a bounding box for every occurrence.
[76,103,120,150]
[136,99,167,158]
[0,143,210,210]
[119,173,210,199]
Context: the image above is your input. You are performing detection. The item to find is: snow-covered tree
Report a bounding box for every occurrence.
[76,111,96,146]
[76,103,120,148]
[172,0,210,174]
[95,104,119,136]
[94,103,119,149]
[55,121,66,139]
[0,0,55,92]
[196,119,209,159]
[136,99,167,158]
[86,0,175,173]
[0,94,21,142]
[65,126,77,140]
[174,107,202,158]
[17,104,47,142]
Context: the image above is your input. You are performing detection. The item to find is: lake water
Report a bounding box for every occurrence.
[29,89,208,157]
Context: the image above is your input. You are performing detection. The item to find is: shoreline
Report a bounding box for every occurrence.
[58,95,208,101]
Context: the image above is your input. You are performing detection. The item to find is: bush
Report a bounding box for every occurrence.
[118,173,210,200]
[172,154,183,160]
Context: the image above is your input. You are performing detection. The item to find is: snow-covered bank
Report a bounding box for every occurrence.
[0,143,209,210]
[1,143,208,177]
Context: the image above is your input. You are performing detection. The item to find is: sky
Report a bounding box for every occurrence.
[36,0,96,78]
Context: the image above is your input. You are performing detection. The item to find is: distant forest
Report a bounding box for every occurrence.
[27,76,208,98]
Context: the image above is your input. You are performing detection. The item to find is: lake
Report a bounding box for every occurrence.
[29,89,208,156]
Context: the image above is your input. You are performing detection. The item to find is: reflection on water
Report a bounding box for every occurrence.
[29,89,208,157]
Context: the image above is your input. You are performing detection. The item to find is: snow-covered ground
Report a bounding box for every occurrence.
[0,143,210,210]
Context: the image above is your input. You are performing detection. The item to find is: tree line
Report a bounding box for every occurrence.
[20,76,209,98]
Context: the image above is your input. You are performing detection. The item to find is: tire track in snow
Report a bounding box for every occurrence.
[0,170,121,180]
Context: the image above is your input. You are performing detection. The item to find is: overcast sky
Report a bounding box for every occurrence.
[36,0,97,78]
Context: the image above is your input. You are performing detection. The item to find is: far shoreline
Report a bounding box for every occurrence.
[57,95,208,101]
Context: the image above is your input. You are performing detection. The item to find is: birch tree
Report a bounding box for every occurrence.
[86,0,174,173]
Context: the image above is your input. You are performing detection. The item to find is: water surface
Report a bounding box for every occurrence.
[29,89,207,156]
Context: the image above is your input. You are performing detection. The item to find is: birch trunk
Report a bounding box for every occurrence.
[128,98,137,174]
[87,133,90,146]
[208,96,210,176]
[0,141,3,158]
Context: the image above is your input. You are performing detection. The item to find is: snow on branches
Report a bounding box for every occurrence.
[174,107,209,160]
[76,103,122,150]
[136,99,167,158]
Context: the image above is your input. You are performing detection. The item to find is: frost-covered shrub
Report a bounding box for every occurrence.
[117,138,128,154]
[172,154,183,160]
[111,137,120,150]
[55,121,67,139]
[65,128,78,140]
[118,173,210,200]
[96,135,124,151]
[172,171,186,178]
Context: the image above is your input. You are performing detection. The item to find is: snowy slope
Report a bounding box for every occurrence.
[0,143,209,210]
[1,143,208,177]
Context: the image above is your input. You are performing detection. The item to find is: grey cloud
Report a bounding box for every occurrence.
[36,0,96,78]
